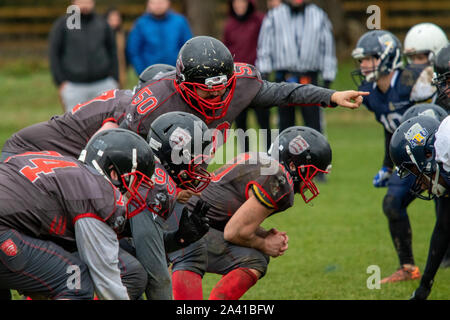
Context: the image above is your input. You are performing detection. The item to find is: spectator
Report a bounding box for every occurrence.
[266,0,282,10]
[223,0,271,152]
[106,7,128,89]
[126,0,193,75]
[256,0,337,134]
[49,0,119,113]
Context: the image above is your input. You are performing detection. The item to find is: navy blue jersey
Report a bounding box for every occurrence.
[359,66,422,133]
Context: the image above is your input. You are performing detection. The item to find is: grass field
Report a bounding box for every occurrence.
[1,59,449,300]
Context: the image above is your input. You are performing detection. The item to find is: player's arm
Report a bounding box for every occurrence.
[92,120,119,137]
[250,80,368,110]
[75,217,129,300]
[223,189,287,257]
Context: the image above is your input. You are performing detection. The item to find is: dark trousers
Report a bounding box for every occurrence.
[234,108,271,152]
[276,71,323,133]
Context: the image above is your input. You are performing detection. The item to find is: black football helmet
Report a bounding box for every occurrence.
[432,43,450,110]
[400,103,448,124]
[139,63,176,84]
[389,115,442,200]
[80,128,156,216]
[268,126,332,203]
[147,111,213,193]
[351,30,403,86]
[174,36,237,122]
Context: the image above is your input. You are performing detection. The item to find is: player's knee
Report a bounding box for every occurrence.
[119,256,148,300]
[239,254,269,279]
[248,268,262,279]
[382,194,404,221]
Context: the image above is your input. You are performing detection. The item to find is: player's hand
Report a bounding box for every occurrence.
[264,231,289,258]
[330,90,369,109]
[177,189,201,204]
[175,199,210,247]
[373,166,392,188]
[410,285,431,300]
[268,228,289,251]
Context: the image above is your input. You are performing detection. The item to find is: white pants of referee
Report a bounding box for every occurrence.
[60,77,118,113]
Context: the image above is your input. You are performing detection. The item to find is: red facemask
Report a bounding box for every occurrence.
[297,165,329,203]
[177,154,213,193]
[175,74,237,122]
[120,171,160,218]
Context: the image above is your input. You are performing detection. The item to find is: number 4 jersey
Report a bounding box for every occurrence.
[0,152,128,244]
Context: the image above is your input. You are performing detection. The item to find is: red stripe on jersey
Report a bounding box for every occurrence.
[102,117,117,126]
[211,153,251,182]
[72,213,105,225]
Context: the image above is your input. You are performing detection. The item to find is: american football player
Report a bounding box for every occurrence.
[389,115,450,299]
[123,111,212,300]
[0,63,173,163]
[166,126,332,300]
[0,129,156,300]
[351,29,441,283]
[121,35,368,148]
[403,23,448,103]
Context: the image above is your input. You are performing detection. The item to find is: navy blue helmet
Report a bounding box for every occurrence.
[351,30,403,86]
[400,103,448,123]
[389,115,441,199]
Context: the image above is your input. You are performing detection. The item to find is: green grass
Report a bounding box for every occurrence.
[2,59,450,300]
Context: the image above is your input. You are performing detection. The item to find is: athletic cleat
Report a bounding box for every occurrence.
[380,265,421,284]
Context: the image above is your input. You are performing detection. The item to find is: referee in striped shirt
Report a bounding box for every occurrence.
[256,0,337,134]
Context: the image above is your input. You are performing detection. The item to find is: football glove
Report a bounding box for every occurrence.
[373,166,392,188]
[164,199,210,253]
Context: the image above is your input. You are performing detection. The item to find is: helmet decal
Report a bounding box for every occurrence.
[404,123,429,148]
[288,135,310,155]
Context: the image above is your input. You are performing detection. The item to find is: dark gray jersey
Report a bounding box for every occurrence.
[0,151,127,244]
[2,89,132,158]
[186,152,295,231]
[146,163,178,222]
[122,63,336,146]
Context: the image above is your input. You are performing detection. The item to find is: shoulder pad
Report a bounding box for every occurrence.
[234,63,261,80]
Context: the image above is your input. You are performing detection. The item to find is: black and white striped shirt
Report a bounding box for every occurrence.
[256,3,337,81]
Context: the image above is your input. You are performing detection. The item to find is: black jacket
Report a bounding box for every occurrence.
[49,12,118,85]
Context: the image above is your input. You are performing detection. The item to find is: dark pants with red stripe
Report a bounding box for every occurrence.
[0,229,146,300]
[0,229,94,300]
[276,71,324,133]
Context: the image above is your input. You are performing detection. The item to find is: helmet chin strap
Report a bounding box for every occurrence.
[431,164,446,196]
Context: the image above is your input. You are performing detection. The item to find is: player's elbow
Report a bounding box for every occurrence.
[223,224,238,242]
[224,223,254,244]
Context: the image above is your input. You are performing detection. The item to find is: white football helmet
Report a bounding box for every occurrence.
[404,23,448,63]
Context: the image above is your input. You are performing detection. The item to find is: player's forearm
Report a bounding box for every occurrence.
[250,80,336,109]
[224,226,266,252]
[75,218,130,300]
